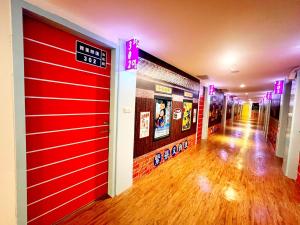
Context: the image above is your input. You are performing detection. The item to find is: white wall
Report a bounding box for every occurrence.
[0,0,17,224]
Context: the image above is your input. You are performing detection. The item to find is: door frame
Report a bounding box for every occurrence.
[11,1,119,224]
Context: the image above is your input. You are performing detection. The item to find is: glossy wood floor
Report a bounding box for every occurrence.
[59,119,300,225]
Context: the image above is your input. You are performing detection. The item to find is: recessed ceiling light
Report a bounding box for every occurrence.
[240,84,245,88]
[245,93,248,95]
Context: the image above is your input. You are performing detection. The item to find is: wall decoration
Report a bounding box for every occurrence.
[173,108,182,120]
[155,85,172,94]
[76,41,106,67]
[266,91,272,100]
[154,153,162,166]
[182,100,193,131]
[171,145,177,156]
[154,97,172,140]
[125,38,139,70]
[274,80,284,94]
[193,108,197,123]
[164,149,170,160]
[178,143,183,152]
[209,85,215,95]
[209,90,224,127]
[183,140,188,149]
[140,112,150,138]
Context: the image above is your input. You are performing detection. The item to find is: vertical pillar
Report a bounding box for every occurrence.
[276,81,291,158]
[284,73,300,179]
[0,0,18,224]
[113,40,137,195]
[264,101,271,139]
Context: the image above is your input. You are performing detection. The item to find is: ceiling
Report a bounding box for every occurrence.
[26,0,300,101]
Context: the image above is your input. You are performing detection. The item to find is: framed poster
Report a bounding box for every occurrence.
[182,100,193,131]
[140,112,150,138]
[154,97,172,140]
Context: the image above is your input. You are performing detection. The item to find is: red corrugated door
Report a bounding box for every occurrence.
[23,14,111,225]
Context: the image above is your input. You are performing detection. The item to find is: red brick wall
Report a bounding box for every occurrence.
[267,117,279,151]
[133,134,196,181]
[196,90,205,143]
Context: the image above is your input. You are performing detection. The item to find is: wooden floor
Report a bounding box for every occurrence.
[59,119,300,225]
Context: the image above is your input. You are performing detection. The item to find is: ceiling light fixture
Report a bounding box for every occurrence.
[240,84,245,88]
[245,93,248,95]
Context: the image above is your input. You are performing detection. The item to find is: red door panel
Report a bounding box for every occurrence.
[24,14,111,225]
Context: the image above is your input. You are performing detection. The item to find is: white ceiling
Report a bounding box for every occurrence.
[26,0,300,100]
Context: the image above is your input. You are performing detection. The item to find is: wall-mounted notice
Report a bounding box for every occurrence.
[76,41,106,67]
[173,108,182,120]
[125,38,139,70]
[184,91,193,98]
[140,112,150,138]
[154,97,172,140]
[182,101,193,131]
[266,91,272,100]
[193,108,197,123]
[155,85,172,94]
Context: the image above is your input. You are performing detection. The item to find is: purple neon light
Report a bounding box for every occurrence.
[209,85,215,95]
[274,80,284,94]
[266,91,272,100]
[125,38,139,70]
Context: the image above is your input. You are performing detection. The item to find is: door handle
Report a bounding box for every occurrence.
[103,121,109,125]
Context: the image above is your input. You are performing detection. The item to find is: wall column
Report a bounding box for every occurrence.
[276,80,291,158]
[201,86,210,140]
[0,0,17,224]
[284,73,300,179]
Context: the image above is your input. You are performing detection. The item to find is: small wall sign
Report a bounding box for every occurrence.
[125,38,139,70]
[266,91,272,100]
[183,140,188,149]
[171,145,177,156]
[154,153,162,166]
[209,85,215,95]
[184,91,193,98]
[193,108,197,123]
[173,108,182,120]
[274,80,284,94]
[76,41,106,67]
[164,149,170,160]
[178,143,183,152]
[155,85,172,94]
[140,112,150,138]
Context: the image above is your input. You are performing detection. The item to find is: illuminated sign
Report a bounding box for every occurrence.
[125,38,139,70]
[266,91,272,100]
[184,91,193,98]
[155,85,172,94]
[76,41,106,68]
[274,80,284,94]
[209,85,215,95]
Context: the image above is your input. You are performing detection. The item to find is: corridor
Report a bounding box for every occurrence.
[59,119,300,225]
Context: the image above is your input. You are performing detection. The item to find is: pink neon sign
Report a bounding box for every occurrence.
[266,91,272,100]
[125,38,139,70]
[274,80,284,94]
[208,85,215,95]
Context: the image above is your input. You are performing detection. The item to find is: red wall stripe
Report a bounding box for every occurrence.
[24,14,111,224]
[27,137,108,169]
[24,59,110,87]
[25,78,110,101]
[25,98,109,115]
[25,114,109,133]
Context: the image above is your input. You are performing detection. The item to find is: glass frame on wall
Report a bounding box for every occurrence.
[182,100,193,131]
[153,96,172,140]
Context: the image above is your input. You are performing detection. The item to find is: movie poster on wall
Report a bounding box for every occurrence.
[154,98,172,140]
[209,91,224,127]
[140,112,150,138]
[182,101,193,131]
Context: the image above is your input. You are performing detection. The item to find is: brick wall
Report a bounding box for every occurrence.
[133,134,196,182]
[267,117,279,151]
